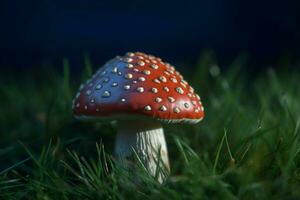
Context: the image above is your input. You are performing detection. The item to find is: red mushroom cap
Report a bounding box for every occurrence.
[72,52,204,124]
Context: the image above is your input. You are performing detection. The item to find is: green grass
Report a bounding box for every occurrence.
[1,52,300,199]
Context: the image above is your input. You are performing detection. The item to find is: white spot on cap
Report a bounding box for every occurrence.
[90,99,95,103]
[121,98,126,102]
[125,73,133,79]
[111,82,118,87]
[180,82,187,88]
[133,68,139,72]
[138,61,145,66]
[85,79,91,85]
[155,97,162,103]
[86,90,92,96]
[151,64,159,69]
[192,101,197,106]
[176,87,184,94]
[79,84,84,90]
[111,67,118,73]
[189,87,194,93]
[102,91,111,97]
[138,56,144,60]
[84,105,88,110]
[163,87,169,92]
[173,107,180,113]
[103,77,110,83]
[164,71,170,76]
[101,71,107,76]
[75,92,80,98]
[196,94,201,100]
[95,84,102,90]
[124,58,133,62]
[167,69,174,74]
[126,52,135,57]
[138,77,146,82]
[151,88,158,93]
[76,103,80,108]
[159,76,167,82]
[159,105,167,112]
[124,85,131,90]
[127,64,134,68]
[153,79,161,84]
[148,55,155,59]
[137,87,144,93]
[144,105,152,111]
[170,77,178,83]
[143,70,151,75]
[168,97,175,103]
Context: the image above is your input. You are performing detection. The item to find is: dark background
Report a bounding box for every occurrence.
[1,0,299,70]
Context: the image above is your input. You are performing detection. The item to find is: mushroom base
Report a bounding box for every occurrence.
[115,121,170,183]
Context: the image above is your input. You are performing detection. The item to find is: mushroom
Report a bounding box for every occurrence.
[72,52,204,183]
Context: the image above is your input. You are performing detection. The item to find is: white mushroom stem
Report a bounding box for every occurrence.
[115,120,170,183]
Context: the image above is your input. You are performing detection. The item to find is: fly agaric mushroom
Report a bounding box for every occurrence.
[72,52,204,183]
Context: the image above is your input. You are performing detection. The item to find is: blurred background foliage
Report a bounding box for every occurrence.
[1,0,300,70]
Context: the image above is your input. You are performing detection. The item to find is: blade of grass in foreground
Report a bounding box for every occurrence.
[213,129,227,175]
[0,157,31,176]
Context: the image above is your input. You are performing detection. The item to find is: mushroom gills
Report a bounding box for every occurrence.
[114,121,170,183]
